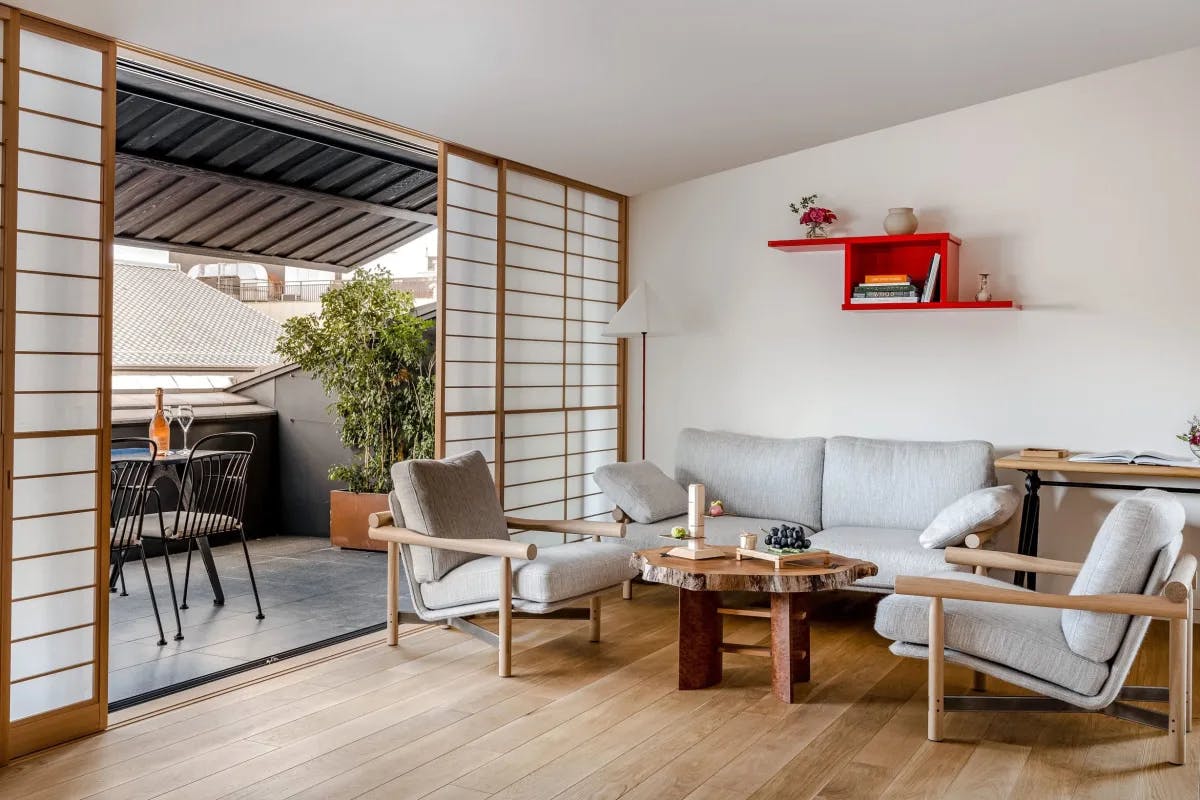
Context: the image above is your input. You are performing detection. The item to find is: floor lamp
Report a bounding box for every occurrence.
[602,282,653,460]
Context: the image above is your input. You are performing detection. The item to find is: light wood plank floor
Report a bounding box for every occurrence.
[2,584,1196,800]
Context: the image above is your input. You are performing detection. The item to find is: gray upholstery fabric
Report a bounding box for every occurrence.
[674,429,824,529]
[593,460,687,523]
[811,526,968,590]
[919,485,1020,549]
[821,437,995,530]
[621,514,787,551]
[1063,490,1186,662]
[886,541,1181,710]
[875,572,1110,695]
[390,451,510,583]
[419,541,638,611]
[139,513,240,539]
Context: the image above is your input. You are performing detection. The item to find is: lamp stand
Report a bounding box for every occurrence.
[640,331,646,460]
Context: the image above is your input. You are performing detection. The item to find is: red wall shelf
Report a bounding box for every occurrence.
[767,232,1018,311]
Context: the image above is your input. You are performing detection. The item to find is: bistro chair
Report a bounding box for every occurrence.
[142,431,263,641]
[110,437,169,646]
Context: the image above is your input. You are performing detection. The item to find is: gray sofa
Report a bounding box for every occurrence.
[597,428,1003,592]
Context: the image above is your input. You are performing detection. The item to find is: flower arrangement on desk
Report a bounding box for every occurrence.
[1178,415,1200,459]
[789,194,838,238]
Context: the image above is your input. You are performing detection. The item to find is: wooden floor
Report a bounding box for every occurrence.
[1,583,1196,800]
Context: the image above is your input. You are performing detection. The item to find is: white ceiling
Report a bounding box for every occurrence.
[15,1,1200,195]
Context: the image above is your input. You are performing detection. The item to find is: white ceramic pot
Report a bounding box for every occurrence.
[884,207,918,235]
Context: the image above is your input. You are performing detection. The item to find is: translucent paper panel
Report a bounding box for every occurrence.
[445,232,496,264]
[20,30,103,86]
[444,206,496,239]
[505,411,563,438]
[506,266,563,296]
[444,335,495,362]
[19,70,102,125]
[569,450,619,478]
[507,194,564,228]
[443,362,494,388]
[13,434,96,477]
[566,494,610,520]
[443,436,495,463]
[445,414,495,442]
[12,550,95,599]
[505,455,565,486]
[567,341,618,364]
[504,386,562,410]
[506,339,563,364]
[17,231,102,276]
[566,210,619,240]
[14,392,99,432]
[19,111,101,163]
[505,479,563,511]
[12,511,96,559]
[569,408,619,431]
[565,364,618,386]
[17,190,101,238]
[444,388,494,414]
[15,273,100,314]
[505,314,560,341]
[567,276,619,303]
[11,625,93,681]
[10,664,93,722]
[505,290,563,319]
[15,313,99,353]
[446,156,498,189]
[17,151,102,200]
[443,309,495,338]
[445,180,496,212]
[13,473,97,518]
[444,284,495,313]
[505,433,565,462]
[506,243,563,273]
[11,588,94,640]
[444,259,495,289]
[506,219,562,251]
[506,363,563,387]
[506,171,563,205]
[15,353,99,391]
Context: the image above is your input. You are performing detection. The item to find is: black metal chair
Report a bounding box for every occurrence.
[142,431,263,641]
[110,437,169,646]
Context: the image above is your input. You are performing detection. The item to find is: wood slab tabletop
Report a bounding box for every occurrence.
[632,546,877,593]
[995,453,1200,479]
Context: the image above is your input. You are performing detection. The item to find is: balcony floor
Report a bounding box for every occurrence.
[109,535,408,705]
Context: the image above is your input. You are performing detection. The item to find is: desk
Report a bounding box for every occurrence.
[994,454,1200,589]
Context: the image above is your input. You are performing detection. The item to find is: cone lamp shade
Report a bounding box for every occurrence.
[603,283,653,460]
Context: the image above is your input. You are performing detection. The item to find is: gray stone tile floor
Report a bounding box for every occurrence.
[108,535,412,705]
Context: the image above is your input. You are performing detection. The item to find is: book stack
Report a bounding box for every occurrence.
[850,274,918,304]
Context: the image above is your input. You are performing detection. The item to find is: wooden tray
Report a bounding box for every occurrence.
[735,547,831,570]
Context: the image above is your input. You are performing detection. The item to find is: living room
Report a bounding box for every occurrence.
[0,2,1198,799]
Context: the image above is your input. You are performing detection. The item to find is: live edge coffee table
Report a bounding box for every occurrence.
[632,546,877,703]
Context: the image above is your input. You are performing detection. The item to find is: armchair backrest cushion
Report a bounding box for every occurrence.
[674,428,824,529]
[822,437,996,530]
[390,450,510,583]
[1063,489,1186,663]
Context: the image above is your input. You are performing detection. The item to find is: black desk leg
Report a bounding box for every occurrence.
[1012,471,1042,590]
[196,536,225,605]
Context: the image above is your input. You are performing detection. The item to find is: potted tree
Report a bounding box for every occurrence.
[275,266,434,551]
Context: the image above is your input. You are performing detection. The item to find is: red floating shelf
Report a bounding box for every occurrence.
[767,232,1018,311]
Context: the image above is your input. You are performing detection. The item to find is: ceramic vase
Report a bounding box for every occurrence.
[975,273,992,302]
[883,207,918,235]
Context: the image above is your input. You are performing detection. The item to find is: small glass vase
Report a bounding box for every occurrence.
[806,225,828,239]
[1192,444,1200,461]
[975,273,992,302]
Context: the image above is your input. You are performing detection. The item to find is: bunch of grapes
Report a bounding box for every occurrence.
[763,523,811,552]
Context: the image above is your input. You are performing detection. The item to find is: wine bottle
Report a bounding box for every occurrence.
[149,387,170,454]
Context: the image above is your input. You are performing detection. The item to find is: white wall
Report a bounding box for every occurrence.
[629,47,1200,593]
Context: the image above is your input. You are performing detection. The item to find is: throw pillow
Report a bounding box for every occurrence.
[919,485,1019,549]
[594,461,687,524]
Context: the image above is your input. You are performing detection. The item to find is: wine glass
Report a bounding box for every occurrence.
[176,404,195,452]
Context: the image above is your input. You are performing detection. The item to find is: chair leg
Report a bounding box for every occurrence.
[589,595,601,643]
[238,530,265,620]
[386,542,399,646]
[622,579,633,601]
[1170,616,1188,765]
[499,556,512,677]
[180,538,194,610]
[1187,598,1194,734]
[160,546,184,641]
[116,547,129,596]
[928,597,945,742]
[139,544,167,646]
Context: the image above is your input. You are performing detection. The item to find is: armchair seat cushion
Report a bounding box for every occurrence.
[811,526,968,591]
[874,572,1110,696]
[420,541,639,611]
[139,513,241,539]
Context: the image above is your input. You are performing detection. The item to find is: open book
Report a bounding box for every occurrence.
[1068,450,1200,468]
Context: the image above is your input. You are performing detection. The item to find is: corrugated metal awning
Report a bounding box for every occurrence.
[114,66,438,272]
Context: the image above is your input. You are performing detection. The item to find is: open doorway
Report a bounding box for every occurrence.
[107,61,436,708]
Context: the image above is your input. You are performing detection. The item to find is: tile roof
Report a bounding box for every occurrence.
[113,262,284,370]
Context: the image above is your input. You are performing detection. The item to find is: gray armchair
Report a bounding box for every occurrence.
[369,451,639,676]
[875,489,1194,765]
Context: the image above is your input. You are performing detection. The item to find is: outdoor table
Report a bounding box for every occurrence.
[111,447,227,605]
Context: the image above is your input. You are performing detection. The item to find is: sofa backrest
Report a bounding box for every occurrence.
[821,436,996,530]
[674,428,824,529]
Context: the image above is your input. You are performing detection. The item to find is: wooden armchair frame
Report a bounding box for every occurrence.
[895,547,1197,765]
[369,510,628,677]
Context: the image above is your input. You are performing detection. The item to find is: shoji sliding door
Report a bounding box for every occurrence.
[438,146,625,527]
[0,9,115,761]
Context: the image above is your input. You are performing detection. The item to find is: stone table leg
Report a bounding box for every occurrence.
[678,588,722,690]
[770,591,811,703]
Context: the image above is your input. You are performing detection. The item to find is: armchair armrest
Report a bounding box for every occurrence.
[944,547,1082,577]
[368,514,537,561]
[505,517,626,538]
[1164,553,1197,604]
[894,574,1188,620]
[963,525,1001,549]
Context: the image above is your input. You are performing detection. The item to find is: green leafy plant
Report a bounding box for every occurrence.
[275,266,434,494]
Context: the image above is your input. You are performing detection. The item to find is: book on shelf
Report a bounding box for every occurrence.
[848,296,920,305]
[1068,450,1200,468]
[852,290,918,298]
[919,253,942,303]
[864,274,911,284]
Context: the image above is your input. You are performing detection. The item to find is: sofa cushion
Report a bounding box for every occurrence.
[822,437,995,530]
[420,541,638,611]
[621,513,788,552]
[875,572,1110,696]
[593,460,687,523]
[919,485,1020,549]
[675,428,824,529]
[1063,490,1185,662]
[390,451,510,583]
[810,526,967,590]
